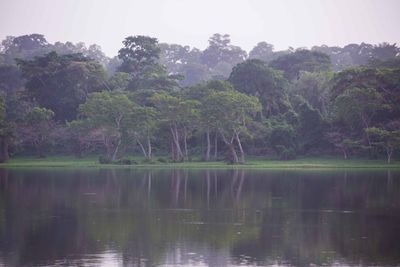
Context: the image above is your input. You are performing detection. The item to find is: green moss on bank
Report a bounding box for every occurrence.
[0,156,399,169]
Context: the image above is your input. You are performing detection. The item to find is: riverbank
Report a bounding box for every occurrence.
[0,156,399,169]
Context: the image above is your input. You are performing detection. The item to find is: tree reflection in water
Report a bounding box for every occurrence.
[0,168,400,266]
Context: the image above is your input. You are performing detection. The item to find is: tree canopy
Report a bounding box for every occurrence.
[0,33,399,163]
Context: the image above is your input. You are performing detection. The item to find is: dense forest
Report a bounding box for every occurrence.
[0,33,399,164]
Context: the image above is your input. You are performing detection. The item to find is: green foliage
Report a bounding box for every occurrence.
[129,64,182,92]
[79,91,135,160]
[1,34,400,162]
[108,72,132,91]
[157,157,168,163]
[365,127,400,163]
[275,145,297,160]
[118,35,161,76]
[296,102,327,154]
[98,155,112,164]
[203,90,261,163]
[0,64,23,94]
[229,59,290,117]
[269,49,331,80]
[330,67,400,100]
[151,92,200,161]
[248,42,275,62]
[333,87,384,130]
[17,52,107,121]
[201,33,247,69]
[80,91,133,128]
[1,34,49,64]
[0,93,6,125]
[151,93,200,126]
[203,90,261,134]
[26,107,54,123]
[292,71,333,115]
[267,120,297,157]
[19,106,55,157]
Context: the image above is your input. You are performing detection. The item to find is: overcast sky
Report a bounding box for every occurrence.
[0,0,399,56]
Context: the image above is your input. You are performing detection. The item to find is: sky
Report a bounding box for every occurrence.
[0,0,399,57]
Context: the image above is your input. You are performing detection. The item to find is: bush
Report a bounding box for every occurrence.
[115,158,135,165]
[98,155,112,164]
[276,145,296,160]
[157,157,168,163]
[115,159,132,165]
[141,158,156,164]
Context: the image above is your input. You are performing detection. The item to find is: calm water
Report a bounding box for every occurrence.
[0,168,400,267]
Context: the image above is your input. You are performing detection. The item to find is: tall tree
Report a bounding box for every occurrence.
[124,106,158,159]
[365,127,400,163]
[185,80,233,161]
[151,93,200,161]
[269,49,331,80]
[330,67,400,126]
[203,90,261,163]
[0,93,9,162]
[249,42,275,63]
[118,35,161,77]
[292,71,333,116]
[17,52,107,121]
[201,33,247,77]
[229,59,290,117]
[333,87,385,147]
[1,34,49,64]
[79,92,134,161]
[18,107,55,158]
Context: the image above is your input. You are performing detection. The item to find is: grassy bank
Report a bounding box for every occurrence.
[0,156,399,169]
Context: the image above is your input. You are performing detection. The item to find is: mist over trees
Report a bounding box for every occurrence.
[0,33,400,163]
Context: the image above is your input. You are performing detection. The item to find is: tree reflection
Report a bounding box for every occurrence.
[0,169,399,266]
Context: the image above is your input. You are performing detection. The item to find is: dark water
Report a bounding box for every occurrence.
[0,168,400,267]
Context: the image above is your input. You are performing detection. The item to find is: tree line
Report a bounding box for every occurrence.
[0,33,400,163]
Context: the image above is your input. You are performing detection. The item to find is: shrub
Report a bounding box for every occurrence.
[98,155,112,164]
[157,157,168,163]
[141,158,156,164]
[276,145,297,160]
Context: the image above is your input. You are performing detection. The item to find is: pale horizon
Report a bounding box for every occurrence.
[1,0,400,56]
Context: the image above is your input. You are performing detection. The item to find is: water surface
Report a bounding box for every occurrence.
[0,168,400,266]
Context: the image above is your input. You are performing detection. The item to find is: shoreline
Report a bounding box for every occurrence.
[1,156,399,169]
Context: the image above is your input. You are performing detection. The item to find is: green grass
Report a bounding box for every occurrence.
[0,155,399,169]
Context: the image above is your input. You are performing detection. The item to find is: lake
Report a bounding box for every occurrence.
[0,168,400,267]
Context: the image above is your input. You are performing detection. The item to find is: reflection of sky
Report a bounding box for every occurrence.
[1,169,400,267]
[52,250,123,266]
[49,249,363,267]
[0,0,399,56]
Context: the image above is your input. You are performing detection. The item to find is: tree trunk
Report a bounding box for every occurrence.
[220,132,239,164]
[214,131,218,159]
[204,129,211,161]
[111,138,122,161]
[75,140,84,158]
[361,114,372,147]
[235,131,245,163]
[183,127,188,161]
[146,133,152,159]
[0,138,9,163]
[170,125,184,161]
[137,139,148,158]
[104,135,114,160]
[387,147,393,164]
[229,144,239,164]
[36,139,45,158]
[342,148,348,160]
[171,138,176,161]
